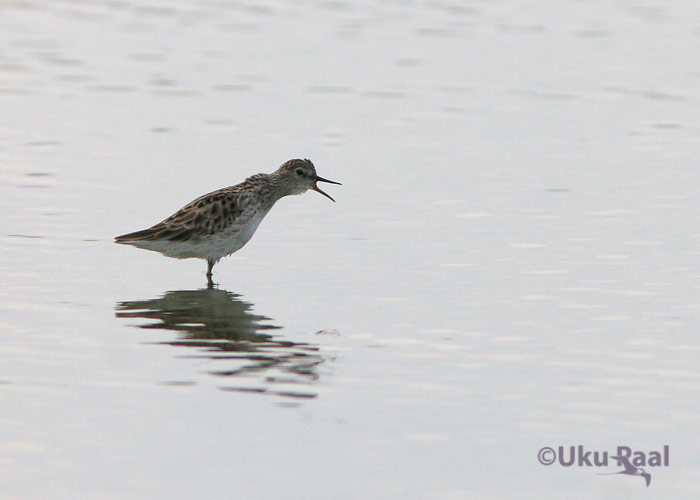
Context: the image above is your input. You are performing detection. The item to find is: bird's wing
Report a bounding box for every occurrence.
[610,456,637,474]
[115,189,251,242]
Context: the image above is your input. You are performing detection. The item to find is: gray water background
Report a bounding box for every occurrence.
[1,1,699,498]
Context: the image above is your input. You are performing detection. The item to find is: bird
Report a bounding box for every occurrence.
[115,158,340,286]
[598,455,651,487]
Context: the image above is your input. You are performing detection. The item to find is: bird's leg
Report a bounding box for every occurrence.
[206,258,215,288]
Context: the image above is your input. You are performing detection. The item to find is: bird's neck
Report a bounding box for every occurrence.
[251,172,292,208]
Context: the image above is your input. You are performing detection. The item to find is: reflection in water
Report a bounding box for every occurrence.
[115,288,322,399]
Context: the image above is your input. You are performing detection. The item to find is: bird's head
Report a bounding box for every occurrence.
[274,158,341,201]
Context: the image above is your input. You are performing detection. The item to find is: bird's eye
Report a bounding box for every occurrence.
[295,169,304,176]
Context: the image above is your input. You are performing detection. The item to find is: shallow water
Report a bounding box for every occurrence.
[2,1,700,498]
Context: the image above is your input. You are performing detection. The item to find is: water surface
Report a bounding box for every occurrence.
[1,1,699,499]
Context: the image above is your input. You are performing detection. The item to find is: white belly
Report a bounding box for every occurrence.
[129,209,270,262]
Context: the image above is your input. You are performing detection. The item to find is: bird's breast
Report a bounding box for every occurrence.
[237,210,268,246]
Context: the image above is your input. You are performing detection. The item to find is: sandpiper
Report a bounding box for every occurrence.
[115,158,340,285]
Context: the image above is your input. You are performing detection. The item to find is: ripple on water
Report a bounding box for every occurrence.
[362,90,405,99]
[88,85,138,93]
[152,89,199,96]
[24,141,61,147]
[306,85,355,94]
[211,84,250,92]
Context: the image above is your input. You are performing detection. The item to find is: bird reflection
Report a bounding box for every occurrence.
[115,287,322,399]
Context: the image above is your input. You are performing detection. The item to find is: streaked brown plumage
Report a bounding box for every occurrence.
[115,158,340,285]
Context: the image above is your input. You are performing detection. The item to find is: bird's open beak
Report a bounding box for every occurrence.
[313,175,341,202]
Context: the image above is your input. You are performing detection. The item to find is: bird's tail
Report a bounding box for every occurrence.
[115,227,160,243]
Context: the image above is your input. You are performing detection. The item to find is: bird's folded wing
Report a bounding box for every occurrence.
[115,190,251,242]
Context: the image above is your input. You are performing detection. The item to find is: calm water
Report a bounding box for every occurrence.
[2,1,700,498]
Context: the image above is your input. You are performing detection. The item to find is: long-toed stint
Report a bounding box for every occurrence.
[115,158,340,286]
